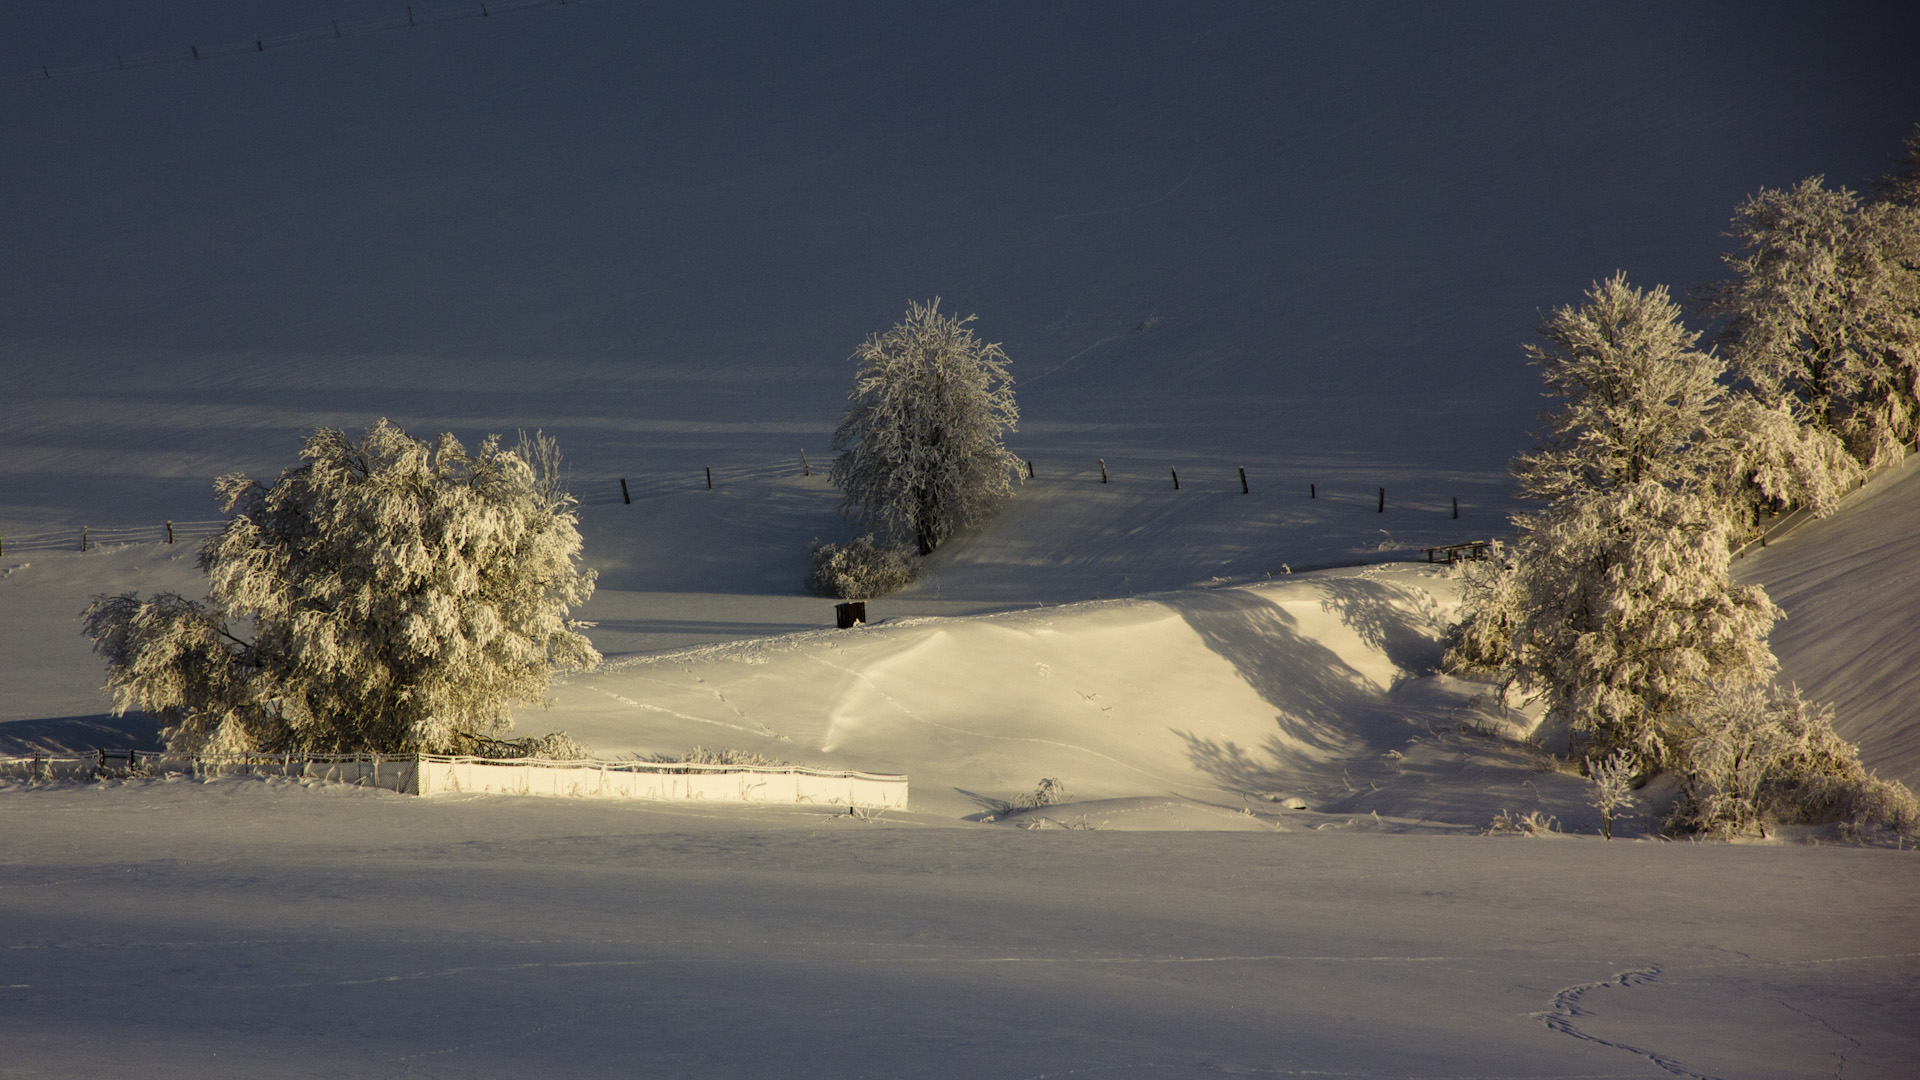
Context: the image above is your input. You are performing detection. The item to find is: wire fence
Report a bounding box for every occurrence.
[16,0,595,85]
[0,519,225,556]
[0,449,1488,559]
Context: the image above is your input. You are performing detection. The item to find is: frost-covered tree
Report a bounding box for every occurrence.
[1513,274,1726,504]
[1711,177,1920,468]
[830,299,1021,555]
[1506,481,1779,769]
[83,421,600,755]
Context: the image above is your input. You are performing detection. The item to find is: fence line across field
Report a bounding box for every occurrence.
[1,438,1502,556]
[0,519,226,556]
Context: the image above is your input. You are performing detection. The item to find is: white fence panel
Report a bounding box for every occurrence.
[2,752,907,809]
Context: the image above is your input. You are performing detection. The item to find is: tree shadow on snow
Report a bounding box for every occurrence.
[1312,576,1447,673]
[1162,583,1447,793]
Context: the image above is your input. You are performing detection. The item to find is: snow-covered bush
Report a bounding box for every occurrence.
[1441,542,1521,685]
[1487,809,1559,836]
[1011,777,1070,809]
[807,534,919,599]
[1507,481,1779,770]
[829,299,1022,555]
[1584,750,1639,840]
[1666,685,1919,840]
[82,420,600,755]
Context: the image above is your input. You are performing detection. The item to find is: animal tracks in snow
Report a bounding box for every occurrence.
[1534,954,1915,1080]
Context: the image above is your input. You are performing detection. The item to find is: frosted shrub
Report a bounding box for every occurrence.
[1584,751,1639,839]
[830,299,1022,555]
[1441,542,1521,684]
[82,420,600,755]
[807,534,919,599]
[1010,777,1070,810]
[1487,810,1559,836]
[1666,685,1919,840]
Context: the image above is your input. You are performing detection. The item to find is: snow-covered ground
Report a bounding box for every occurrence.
[5,4,1919,1076]
[6,780,1916,1079]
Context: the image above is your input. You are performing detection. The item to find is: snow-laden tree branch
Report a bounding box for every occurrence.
[83,420,600,755]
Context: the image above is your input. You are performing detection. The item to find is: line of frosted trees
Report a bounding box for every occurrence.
[1447,126,1920,839]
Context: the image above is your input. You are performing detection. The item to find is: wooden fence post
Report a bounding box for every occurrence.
[1378,487,1385,513]
[1452,496,1458,520]
[166,521,174,544]
[1239,467,1248,494]
[1170,468,1180,490]
[1310,483,1315,499]
[620,478,630,504]
[80,526,88,552]
[705,467,713,490]
[801,450,810,477]
[1098,459,1108,484]
[1027,460,1034,479]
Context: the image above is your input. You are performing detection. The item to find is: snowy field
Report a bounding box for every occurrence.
[5,783,1916,1079]
[5,3,1920,1077]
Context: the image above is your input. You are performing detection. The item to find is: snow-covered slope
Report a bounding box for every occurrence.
[1739,456,1920,788]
